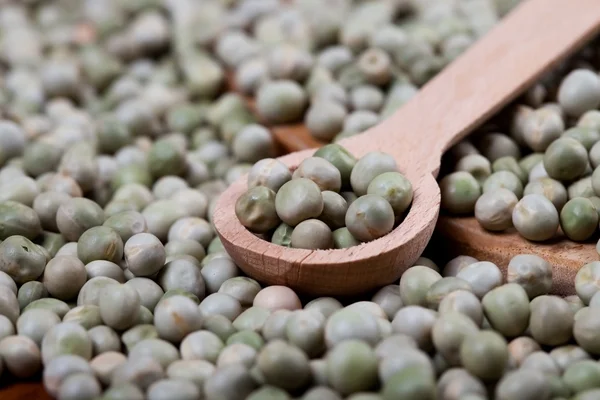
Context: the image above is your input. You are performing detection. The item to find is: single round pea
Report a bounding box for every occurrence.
[16,308,60,348]
[41,322,93,364]
[85,260,125,283]
[455,261,502,299]
[522,108,564,152]
[179,330,224,364]
[147,139,186,179]
[199,293,242,321]
[326,340,378,395]
[512,194,559,241]
[575,261,600,305]
[271,223,293,247]
[574,307,600,355]
[543,137,588,182]
[247,158,292,193]
[99,284,140,331]
[56,198,105,242]
[291,219,333,249]
[165,239,206,263]
[460,330,508,381]
[558,68,600,117]
[346,194,395,242]
[304,297,343,319]
[157,258,206,300]
[439,172,481,214]
[332,227,361,248]
[314,144,358,188]
[275,178,324,226]
[42,256,87,301]
[232,124,276,163]
[305,101,347,142]
[507,254,553,299]
[325,308,382,348]
[350,152,398,196]
[76,226,123,265]
[154,295,203,343]
[236,186,280,233]
[495,369,551,400]
[252,286,301,313]
[256,80,307,124]
[257,340,311,391]
[31,193,68,235]
[482,283,530,338]
[293,157,342,192]
[0,335,41,378]
[529,295,574,346]
[124,233,166,277]
[367,171,413,217]
[200,257,240,295]
[474,188,518,231]
[0,235,45,285]
[560,197,599,241]
[0,201,42,240]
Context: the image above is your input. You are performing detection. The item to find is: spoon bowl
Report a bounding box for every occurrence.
[214,0,600,296]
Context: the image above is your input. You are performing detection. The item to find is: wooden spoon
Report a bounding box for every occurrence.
[213,0,600,296]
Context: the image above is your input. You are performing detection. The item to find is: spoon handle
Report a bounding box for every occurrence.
[344,0,600,179]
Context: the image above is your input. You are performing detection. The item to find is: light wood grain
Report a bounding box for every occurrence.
[214,0,600,296]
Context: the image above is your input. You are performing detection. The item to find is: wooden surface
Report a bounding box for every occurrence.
[434,216,598,296]
[0,378,51,400]
[214,0,600,296]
